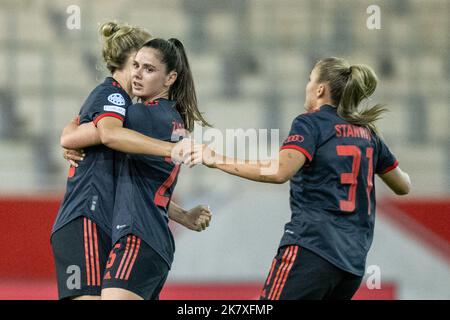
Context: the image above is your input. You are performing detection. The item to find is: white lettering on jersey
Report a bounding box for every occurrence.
[107,93,126,106]
[103,105,126,116]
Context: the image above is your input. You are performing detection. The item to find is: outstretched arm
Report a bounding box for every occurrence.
[187,145,306,184]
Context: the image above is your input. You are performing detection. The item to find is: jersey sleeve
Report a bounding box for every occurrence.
[280,115,318,163]
[81,87,129,126]
[375,136,398,174]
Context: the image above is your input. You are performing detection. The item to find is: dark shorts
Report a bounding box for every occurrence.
[260,245,363,300]
[102,234,169,300]
[51,216,112,300]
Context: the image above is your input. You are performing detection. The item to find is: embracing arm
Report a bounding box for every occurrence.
[61,116,181,158]
[96,117,174,157]
[60,117,101,149]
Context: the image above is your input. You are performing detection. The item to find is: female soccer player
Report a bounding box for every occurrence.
[63,38,210,300]
[98,38,209,300]
[187,57,411,300]
[51,22,210,300]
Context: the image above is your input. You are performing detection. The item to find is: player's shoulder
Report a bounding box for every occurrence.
[370,130,388,149]
[134,98,174,108]
[131,101,146,108]
[293,111,315,122]
[142,99,178,116]
[124,102,145,116]
[295,104,332,119]
[91,78,130,105]
[128,99,179,121]
[147,98,176,109]
[291,109,324,128]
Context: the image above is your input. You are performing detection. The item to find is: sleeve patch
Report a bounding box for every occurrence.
[107,93,126,106]
[283,134,305,144]
[103,105,126,116]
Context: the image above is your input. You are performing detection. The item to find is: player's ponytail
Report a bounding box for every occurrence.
[316,57,387,133]
[143,38,210,131]
[100,21,151,73]
[168,38,211,131]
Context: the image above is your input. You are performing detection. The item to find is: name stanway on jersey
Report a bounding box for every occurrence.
[279,104,398,276]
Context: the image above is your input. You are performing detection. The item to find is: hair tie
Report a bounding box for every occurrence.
[346,66,353,77]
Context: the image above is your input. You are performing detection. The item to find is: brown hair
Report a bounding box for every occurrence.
[315,57,387,133]
[100,21,151,73]
[142,38,210,131]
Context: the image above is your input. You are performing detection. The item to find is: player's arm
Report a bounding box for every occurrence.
[61,115,185,159]
[378,167,411,195]
[187,145,306,184]
[95,117,175,157]
[60,117,101,149]
[376,136,410,195]
[168,201,212,232]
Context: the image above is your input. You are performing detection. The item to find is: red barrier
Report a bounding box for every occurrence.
[0,197,448,283]
[0,197,61,279]
[0,280,396,300]
[379,198,450,262]
[387,198,450,244]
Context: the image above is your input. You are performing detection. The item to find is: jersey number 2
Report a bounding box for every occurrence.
[336,145,373,214]
[154,164,181,208]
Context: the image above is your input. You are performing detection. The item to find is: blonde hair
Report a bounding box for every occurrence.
[315,57,387,133]
[100,21,151,73]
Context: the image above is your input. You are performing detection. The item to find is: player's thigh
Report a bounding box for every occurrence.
[326,272,363,300]
[101,234,169,300]
[260,245,343,300]
[51,216,111,300]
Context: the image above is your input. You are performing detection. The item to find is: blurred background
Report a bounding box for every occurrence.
[0,0,448,299]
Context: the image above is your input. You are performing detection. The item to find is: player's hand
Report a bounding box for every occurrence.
[185,144,219,168]
[184,205,212,232]
[171,138,196,165]
[63,148,85,167]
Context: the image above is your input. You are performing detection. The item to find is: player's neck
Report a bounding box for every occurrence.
[111,71,132,97]
[145,90,169,102]
[316,98,334,109]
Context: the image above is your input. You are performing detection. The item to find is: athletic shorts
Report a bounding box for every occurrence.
[102,234,169,300]
[259,245,363,300]
[51,216,112,300]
